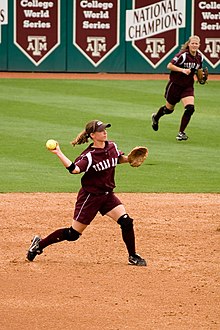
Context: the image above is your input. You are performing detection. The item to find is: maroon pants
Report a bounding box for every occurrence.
[165,81,194,105]
[74,188,122,225]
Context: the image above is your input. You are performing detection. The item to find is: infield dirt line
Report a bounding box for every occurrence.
[1,72,220,80]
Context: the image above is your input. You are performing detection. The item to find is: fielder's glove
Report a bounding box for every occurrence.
[127,146,148,167]
[196,67,208,84]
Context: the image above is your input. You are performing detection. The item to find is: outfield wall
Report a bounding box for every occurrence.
[0,0,219,73]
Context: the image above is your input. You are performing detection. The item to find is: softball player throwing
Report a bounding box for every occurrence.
[27,120,146,266]
[152,35,204,141]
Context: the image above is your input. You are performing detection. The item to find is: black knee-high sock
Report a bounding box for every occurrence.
[39,228,68,250]
[179,113,191,132]
[117,215,136,256]
[121,226,136,256]
[155,106,173,121]
[154,106,166,121]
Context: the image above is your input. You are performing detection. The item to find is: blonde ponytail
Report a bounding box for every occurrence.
[71,130,90,146]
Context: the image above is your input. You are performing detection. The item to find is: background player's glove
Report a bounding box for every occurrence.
[127,146,148,167]
[196,67,208,84]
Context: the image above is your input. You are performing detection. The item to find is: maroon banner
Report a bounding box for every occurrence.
[192,0,220,68]
[129,0,185,68]
[73,0,120,67]
[14,0,60,66]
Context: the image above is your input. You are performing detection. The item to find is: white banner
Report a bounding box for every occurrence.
[126,0,185,41]
[0,0,8,24]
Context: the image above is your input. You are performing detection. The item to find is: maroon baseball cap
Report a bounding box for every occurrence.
[86,120,111,135]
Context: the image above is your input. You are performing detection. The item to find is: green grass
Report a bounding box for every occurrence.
[0,78,219,192]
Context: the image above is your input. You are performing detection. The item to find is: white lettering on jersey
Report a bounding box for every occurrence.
[92,158,118,172]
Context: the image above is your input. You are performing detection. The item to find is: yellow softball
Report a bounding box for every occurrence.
[46,139,57,150]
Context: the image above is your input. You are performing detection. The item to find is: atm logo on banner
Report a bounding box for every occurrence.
[192,0,220,68]
[126,0,186,68]
[14,0,60,66]
[73,0,120,67]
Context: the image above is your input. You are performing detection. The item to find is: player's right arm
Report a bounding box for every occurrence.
[49,144,80,174]
[167,62,191,75]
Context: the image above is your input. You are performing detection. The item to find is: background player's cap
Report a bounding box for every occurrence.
[86,120,111,135]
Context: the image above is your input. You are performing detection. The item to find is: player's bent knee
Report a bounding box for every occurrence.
[64,226,81,241]
[184,104,195,118]
[117,214,133,231]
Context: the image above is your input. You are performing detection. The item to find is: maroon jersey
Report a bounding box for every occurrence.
[169,49,203,87]
[74,141,123,194]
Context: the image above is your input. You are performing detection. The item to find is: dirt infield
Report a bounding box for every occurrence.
[0,193,219,330]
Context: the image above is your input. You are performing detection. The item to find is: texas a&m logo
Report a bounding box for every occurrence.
[204,38,220,65]
[86,36,107,57]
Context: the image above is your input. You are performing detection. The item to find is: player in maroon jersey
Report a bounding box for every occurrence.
[151,35,203,141]
[27,120,146,266]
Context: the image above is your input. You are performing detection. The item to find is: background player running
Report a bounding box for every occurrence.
[151,35,204,141]
[27,120,146,266]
